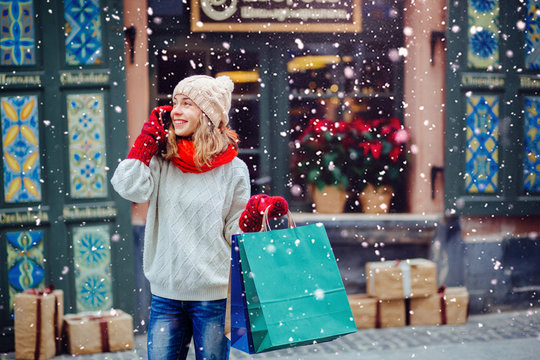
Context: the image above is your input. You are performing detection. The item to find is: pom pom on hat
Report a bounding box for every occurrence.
[172,75,234,128]
[216,75,234,92]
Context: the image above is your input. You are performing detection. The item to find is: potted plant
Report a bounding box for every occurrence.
[347,117,410,213]
[294,118,352,213]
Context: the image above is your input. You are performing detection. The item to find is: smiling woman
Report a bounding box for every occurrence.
[111,74,251,360]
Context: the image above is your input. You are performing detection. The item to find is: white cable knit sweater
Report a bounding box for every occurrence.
[111,156,250,301]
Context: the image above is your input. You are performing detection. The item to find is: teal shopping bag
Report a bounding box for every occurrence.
[235,211,357,353]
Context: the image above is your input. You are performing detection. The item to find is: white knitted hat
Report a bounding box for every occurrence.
[172,75,234,127]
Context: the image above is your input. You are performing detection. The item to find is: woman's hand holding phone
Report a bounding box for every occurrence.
[127,105,172,165]
[143,106,172,147]
[158,105,173,131]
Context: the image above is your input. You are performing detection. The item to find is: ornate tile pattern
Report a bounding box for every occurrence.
[1,95,42,203]
[465,94,499,193]
[525,0,540,69]
[6,231,45,311]
[67,93,108,198]
[524,97,540,193]
[73,225,113,312]
[64,0,102,65]
[468,0,499,69]
[0,0,35,66]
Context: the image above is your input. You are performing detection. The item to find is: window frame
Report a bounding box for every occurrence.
[444,0,540,216]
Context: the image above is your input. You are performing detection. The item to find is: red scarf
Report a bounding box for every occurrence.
[171,138,238,173]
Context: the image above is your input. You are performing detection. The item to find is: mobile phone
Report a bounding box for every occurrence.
[161,109,172,130]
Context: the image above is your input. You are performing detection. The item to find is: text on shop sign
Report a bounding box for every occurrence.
[191,0,362,32]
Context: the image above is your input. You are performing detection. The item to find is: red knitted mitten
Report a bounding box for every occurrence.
[127,105,171,165]
[239,194,289,233]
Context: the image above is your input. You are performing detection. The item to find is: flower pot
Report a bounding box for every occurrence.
[358,184,393,214]
[310,185,347,213]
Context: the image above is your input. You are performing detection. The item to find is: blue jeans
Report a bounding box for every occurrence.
[147,294,230,360]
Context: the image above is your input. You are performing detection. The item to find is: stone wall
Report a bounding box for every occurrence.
[432,217,540,313]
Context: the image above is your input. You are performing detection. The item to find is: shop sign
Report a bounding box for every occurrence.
[191,0,362,33]
[0,209,49,225]
[0,73,42,88]
[520,75,540,89]
[63,205,118,220]
[60,71,110,86]
[461,73,505,88]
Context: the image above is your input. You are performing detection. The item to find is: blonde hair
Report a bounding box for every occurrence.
[163,113,239,168]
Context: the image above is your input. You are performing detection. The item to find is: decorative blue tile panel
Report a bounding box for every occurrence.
[73,225,113,312]
[465,94,499,193]
[67,93,108,198]
[468,0,499,69]
[524,97,540,193]
[6,231,45,311]
[64,0,103,65]
[1,95,42,203]
[0,0,36,66]
[525,0,540,70]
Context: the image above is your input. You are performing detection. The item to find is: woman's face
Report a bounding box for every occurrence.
[171,95,202,137]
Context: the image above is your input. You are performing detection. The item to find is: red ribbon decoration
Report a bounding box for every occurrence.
[23,285,54,296]
[375,300,381,329]
[34,296,41,360]
[54,297,60,355]
[438,286,447,325]
[99,320,110,353]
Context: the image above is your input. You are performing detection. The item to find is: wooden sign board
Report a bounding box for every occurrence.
[191,0,362,33]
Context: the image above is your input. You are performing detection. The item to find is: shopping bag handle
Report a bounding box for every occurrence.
[260,207,296,232]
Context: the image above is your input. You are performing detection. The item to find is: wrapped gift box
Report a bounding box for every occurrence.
[347,294,377,329]
[366,259,437,300]
[63,309,134,355]
[409,286,470,326]
[378,299,406,328]
[14,288,64,360]
[344,294,407,329]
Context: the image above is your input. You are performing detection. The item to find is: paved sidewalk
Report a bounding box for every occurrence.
[2,309,539,359]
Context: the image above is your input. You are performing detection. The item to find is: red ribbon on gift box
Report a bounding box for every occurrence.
[375,300,381,328]
[438,285,447,325]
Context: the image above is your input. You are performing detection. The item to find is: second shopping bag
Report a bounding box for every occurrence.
[228,211,357,354]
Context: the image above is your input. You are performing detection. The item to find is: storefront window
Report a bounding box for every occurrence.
[148,0,406,209]
[287,42,404,212]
